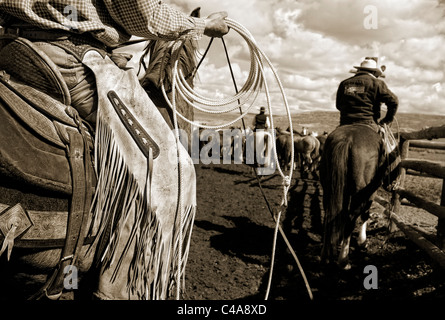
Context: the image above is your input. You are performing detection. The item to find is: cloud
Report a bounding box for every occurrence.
[295,0,444,45]
[383,36,445,70]
[129,0,445,116]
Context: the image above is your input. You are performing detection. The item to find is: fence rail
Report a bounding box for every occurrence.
[395,188,445,219]
[409,140,445,150]
[387,124,445,268]
[374,195,445,270]
[401,159,445,179]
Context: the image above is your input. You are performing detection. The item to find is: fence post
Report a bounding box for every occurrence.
[438,179,445,250]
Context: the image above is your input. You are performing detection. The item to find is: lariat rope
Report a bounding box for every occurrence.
[162,18,294,189]
[161,18,312,300]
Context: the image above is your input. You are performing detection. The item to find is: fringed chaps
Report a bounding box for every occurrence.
[82,50,196,300]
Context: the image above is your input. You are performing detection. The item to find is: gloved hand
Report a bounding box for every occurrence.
[204,12,229,37]
[109,53,133,69]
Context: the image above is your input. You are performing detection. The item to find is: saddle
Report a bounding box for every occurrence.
[0,35,197,300]
[0,35,96,299]
[0,35,94,193]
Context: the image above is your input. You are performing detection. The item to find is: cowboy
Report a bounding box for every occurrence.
[337,58,401,191]
[0,1,229,124]
[251,106,272,169]
[0,1,230,300]
[336,57,398,132]
[252,106,270,131]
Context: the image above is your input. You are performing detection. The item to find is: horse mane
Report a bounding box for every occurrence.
[138,8,200,147]
[139,7,200,92]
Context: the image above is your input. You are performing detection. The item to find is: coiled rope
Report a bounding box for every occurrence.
[163,18,294,186]
[162,18,313,300]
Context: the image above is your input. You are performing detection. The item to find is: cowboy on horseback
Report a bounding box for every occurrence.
[336,57,399,132]
[320,58,401,269]
[252,106,272,170]
[252,106,270,131]
[336,57,401,189]
[0,1,229,300]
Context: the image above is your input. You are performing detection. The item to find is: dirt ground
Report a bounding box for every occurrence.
[183,162,445,301]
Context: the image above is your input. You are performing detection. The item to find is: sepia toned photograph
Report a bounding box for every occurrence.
[0,0,443,314]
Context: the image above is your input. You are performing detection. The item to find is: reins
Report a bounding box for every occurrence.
[162,18,313,301]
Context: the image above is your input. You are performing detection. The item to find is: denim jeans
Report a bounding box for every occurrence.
[34,42,98,124]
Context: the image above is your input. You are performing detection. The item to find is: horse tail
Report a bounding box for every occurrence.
[313,137,320,160]
[285,136,292,168]
[277,135,292,170]
[311,137,321,171]
[321,136,351,261]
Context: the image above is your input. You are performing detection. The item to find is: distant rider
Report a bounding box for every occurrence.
[252,106,270,131]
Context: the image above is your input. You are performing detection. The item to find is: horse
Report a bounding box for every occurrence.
[319,124,387,270]
[316,131,328,158]
[220,127,245,164]
[286,126,305,136]
[275,128,293,171]
[0,9,200,300]
[294,133,320,177]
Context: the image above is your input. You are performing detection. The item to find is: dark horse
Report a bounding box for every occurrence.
[0,10,200,300]
[319,124,387,269]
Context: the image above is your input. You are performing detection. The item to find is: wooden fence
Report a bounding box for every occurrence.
[374,125,445,269]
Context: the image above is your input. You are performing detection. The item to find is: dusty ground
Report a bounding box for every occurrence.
[2,111,443,304]
[183,161,445,301]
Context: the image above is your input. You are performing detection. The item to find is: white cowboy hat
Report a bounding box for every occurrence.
[353,58,384,77]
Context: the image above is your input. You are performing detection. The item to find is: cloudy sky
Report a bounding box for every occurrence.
[139,0,445,116]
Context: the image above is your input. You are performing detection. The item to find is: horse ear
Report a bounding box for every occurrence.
[190,7,201,18]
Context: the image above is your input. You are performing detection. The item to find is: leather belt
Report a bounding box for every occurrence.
[1,26,108,55]
[3,27,71,41]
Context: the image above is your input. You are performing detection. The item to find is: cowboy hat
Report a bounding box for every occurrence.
[353,58,384,77]
[259,106,266,112]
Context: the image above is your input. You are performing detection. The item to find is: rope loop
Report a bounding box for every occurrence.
[161,18,295,182]
[160,18,314,300]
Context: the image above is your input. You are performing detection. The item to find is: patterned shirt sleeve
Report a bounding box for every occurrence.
[0,0,206,46]
[102,0,206,41]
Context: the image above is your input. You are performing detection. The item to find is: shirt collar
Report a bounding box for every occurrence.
[356,71,377,79]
